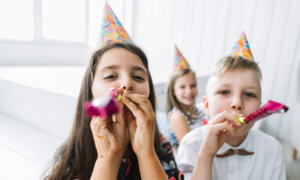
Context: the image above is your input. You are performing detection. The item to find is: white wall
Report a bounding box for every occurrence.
[0,41,91,65]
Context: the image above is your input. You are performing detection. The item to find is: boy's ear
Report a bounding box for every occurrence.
[203,96,209,115]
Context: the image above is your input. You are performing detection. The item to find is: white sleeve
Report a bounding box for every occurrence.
[271,143,286,180]
[176,129,202,178]
[183,172,192,180]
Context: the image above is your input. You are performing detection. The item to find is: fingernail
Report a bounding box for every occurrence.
[112,114,116,122]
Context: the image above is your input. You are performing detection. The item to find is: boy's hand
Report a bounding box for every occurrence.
[199,111,241,156]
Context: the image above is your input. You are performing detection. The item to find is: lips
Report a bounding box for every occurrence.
[183,96,195,101]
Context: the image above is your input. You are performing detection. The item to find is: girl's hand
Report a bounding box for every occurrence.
[199,111,241,156]
[90,102,129,159]
[122,94,156,157]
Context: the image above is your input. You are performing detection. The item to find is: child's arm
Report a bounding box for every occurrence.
[191,111,241,180]
[90,102,128,180]
[169,112,190,142]
[91,152,123,180]
[136,152,168,180]
[191,152,214,180]
[123,94,168,180]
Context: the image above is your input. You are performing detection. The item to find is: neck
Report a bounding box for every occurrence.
[226,132,249,147]
[180,103,195,113]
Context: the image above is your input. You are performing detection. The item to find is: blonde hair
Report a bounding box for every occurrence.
[211,55,262,79]
[166,68,197,122]
[206,55,262,94]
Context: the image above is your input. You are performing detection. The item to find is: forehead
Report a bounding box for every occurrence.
[96,48,146,71]
[175,71,195,82]
[207,69,261,91]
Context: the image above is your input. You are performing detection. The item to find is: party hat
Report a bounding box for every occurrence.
[99,1,133,46]
[174,45,191,71]
[230,32,254,60]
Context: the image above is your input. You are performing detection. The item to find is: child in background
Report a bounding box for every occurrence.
[166,46,206,149]
[176,33,286,180]
[44,3,183,180]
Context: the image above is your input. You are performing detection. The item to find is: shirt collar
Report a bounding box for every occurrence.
[217,129,254,154]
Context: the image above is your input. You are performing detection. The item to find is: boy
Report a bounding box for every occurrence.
[176,56,286,180]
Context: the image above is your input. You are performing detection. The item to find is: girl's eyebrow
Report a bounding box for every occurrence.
[132,66,147,73]
[99,65,147,74]
[100,65,120,72]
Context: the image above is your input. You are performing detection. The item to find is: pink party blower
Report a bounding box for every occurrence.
[84,88,123,119]
[238,100,289,124]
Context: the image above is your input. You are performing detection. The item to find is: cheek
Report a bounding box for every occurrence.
[207,99,216,116]
[245,101,261,115]
[145,86,150,97]
[208,97,230,117]
[174,87,181,97]
[209,102,223,117]
[91,82,107,99]
[136,82,150,96]
[193,88,198,96]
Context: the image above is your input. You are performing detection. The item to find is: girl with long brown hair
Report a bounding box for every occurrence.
[44,43,183,180]
[166,47,206,151]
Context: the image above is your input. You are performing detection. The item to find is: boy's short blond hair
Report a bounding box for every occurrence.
[206,56,262,95]
[211,56,262,80]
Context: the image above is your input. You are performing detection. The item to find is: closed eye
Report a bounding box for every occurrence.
[219,90,230,95]
[133,75,145,81]
[191,84,197,88]
[244,92,256,98]
[104,75,117,80]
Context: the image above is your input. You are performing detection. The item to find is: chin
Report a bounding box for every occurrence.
[236,128,252,137]
[184,99,195,104]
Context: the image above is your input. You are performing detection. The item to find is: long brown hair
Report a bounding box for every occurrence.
[166,68,197,122]
[45,43,161,180]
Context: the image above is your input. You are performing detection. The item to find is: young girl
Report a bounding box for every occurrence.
[45,43,183,180]
[166,67,206,148]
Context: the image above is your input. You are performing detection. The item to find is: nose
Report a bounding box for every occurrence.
[123,85,133,92]
[231,94,243,110]
[186,87,192,94]
[121,76,134,93]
